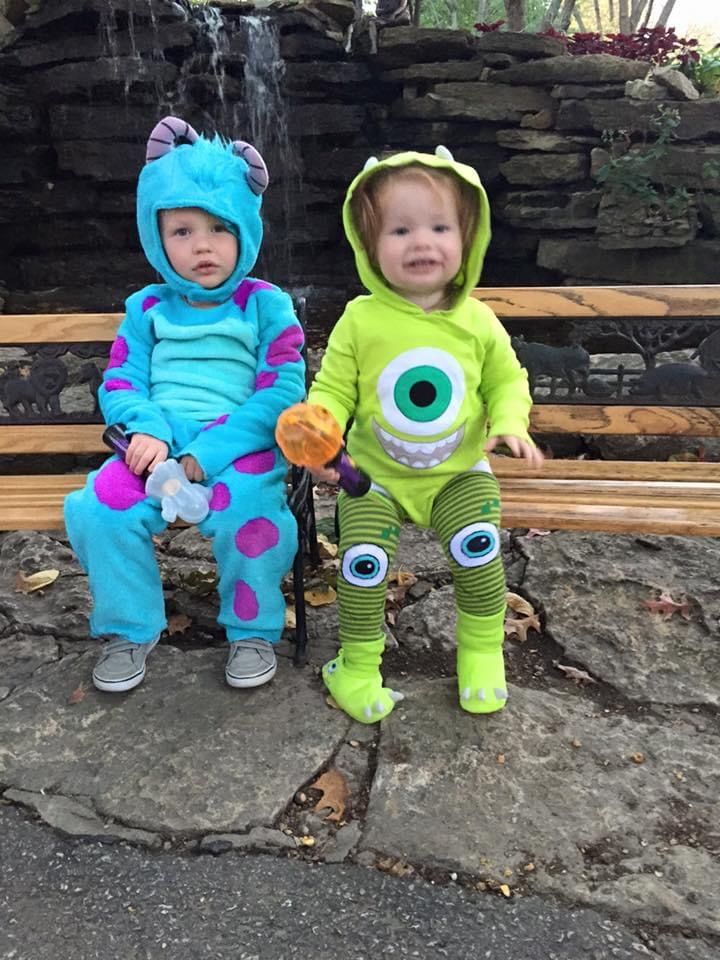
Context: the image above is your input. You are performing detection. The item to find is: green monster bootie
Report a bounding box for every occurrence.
[322,636,404,724]
[456,608,508,715]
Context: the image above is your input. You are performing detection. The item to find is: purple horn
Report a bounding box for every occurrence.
[232,140,269,195]
[146,116,199,163]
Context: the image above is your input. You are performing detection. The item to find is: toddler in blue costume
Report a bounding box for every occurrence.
[64,116,306,693]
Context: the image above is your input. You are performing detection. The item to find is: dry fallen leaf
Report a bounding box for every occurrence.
[630,752,646,764]
[310,768,350,823]
[67,686,86,705]
[499,884,512,898]
[504,614,541,642]
[376,856,414,878]
[297,835,316,847]
[167,613,192,636]
[506,592,535,617]
[555,663,596,684]
[14,569,60,594]
[284,605,297,629]
[642,591,691,621]
[317,534,338,560]
[325,694,341,711]
[526,528,551,539]
[304,585,337,607]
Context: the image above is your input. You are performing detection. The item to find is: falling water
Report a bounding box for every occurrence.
[238,15,303,283]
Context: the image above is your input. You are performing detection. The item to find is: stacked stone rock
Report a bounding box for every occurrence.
[1,0,720,326]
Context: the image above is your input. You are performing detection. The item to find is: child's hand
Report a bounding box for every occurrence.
[485,435,544,468]
[126,433,168,475]
[180,455,205,483]
[310,465,341,485]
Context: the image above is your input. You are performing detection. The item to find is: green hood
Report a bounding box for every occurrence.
[342,148,492,312]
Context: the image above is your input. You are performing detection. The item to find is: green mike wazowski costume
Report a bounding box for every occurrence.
[308,147,533,723]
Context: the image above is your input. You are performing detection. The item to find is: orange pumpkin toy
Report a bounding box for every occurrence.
[275,402,371,497]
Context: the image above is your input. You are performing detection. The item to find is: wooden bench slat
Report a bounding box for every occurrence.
[500,502,720,536]
[473,285,720,318]
[1,313,122,343]
[530,405,720,436]
[3,474,719,535]
[491,457,719,482]
[0,424,106,453]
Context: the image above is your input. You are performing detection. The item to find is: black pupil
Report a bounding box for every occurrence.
[355,559,376,575]
[468,535,491,553]
[409,381,436,408]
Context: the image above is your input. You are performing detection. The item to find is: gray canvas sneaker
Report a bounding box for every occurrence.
[92,635,159,693]
[225,638,277,688]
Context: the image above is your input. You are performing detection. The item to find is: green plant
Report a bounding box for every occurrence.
[682,48,720,95]
[596,106,692,220]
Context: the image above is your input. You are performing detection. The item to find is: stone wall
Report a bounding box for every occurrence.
[2,0,720,337]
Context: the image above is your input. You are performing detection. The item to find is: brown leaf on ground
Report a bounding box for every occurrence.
[317,534,338,560]
[284,605,297,629]
[325,694,341,711]
[167,613,192,635]
[642,591,691,621]
[304,585,337,607]
[504,614,541,642]
[376,856,415,878]
[310,768,350,822]
[506,592,535,617]
[14,569,60,594]
[526,528,551,538]
[67,686,86,705]
[555,662,596,684]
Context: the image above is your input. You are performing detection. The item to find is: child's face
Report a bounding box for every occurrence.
[373,177,463,309]
[159,207,238,290]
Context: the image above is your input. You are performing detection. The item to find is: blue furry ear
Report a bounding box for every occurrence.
[232,141,269,195]
[146,116,199,163]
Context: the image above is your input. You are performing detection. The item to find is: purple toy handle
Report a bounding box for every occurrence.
[103,423,132,461]
[330,450,371,498]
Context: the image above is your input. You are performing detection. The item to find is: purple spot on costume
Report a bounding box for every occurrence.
[233,450,275,474]
[107,335,129,370]
[255,371,278,391]
[142,295,161,312]
[233,580,259,620]
[201,414,229,432]
[94,459,147,510]
[104,378,136,392]
[209,482,231,512]
[267,325,304,367]
[235,517,279,557]
[233,279,273,312]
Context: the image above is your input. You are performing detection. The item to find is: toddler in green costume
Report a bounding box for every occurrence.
[308,147,543,723]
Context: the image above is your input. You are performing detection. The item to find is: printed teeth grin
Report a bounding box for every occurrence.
[373,420,465,468]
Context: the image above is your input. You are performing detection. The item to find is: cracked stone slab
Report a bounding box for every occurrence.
[0,647,349,836]
[360,681,720,935]
[3,789,161,848]
[521,533,720,707]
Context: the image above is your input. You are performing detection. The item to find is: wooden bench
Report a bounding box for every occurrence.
[474,285,720,535]
[1,285,719,550]
[0,307,318,662]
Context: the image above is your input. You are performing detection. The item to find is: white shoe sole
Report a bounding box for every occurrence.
[225,661,277,689]
[92,637,159,693]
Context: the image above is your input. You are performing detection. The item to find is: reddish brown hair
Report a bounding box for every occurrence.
[349,162,480,268]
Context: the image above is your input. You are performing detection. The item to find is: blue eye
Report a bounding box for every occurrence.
[341,544,389,588]
[448,522,500,568]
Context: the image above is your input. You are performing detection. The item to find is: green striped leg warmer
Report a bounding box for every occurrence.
[322,490,406,724]
[431,471,508,714]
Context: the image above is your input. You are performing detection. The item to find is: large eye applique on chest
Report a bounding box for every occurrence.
[372,347,466,469]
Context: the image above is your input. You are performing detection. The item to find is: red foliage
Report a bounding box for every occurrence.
[479,23,699,67]
[474,19,505,33]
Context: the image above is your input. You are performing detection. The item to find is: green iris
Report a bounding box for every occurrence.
[394,365,452,423]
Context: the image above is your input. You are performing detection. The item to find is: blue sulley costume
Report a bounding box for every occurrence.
[64,117,306,647]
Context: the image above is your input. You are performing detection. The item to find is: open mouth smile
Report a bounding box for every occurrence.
[372,419,465,468]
